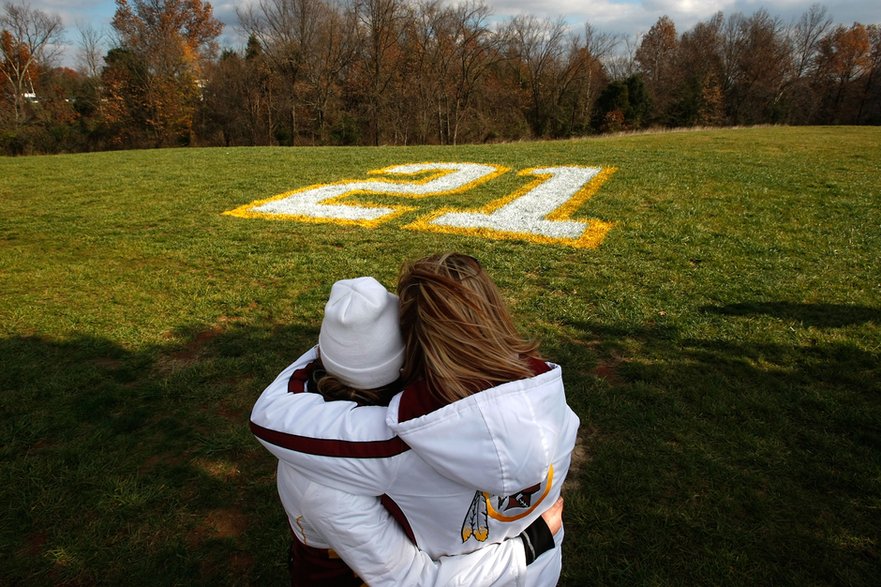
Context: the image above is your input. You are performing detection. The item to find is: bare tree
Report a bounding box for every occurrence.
[76,22,105,79]
[604,31,639,81]
[720,10,790,124]
[0,0,64,124]
[777,3,832,122]
[501,14,569,136]
[583,22,619,62]
[354,0,405,145]
[238,0,324,144]
[304,1,358,142]
[415,0,499,144]
[789,3,832,80]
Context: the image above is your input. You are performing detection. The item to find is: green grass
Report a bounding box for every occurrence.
[1,126,880,585]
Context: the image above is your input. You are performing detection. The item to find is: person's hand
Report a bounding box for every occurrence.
[540,496,564,535]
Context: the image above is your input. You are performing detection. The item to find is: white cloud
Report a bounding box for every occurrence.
[641,0,732,14]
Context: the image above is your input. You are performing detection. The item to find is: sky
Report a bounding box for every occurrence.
[16,0,881,69]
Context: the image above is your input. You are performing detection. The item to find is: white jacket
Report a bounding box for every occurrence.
[252,347,580,585]
[278,465,529,586]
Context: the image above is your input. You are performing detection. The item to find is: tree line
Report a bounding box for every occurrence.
[1,0,879,154]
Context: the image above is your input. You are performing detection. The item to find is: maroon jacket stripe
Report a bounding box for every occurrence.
[398,358,554,422]
[380,494,417,545]
[250,420,410,459]
[288,363,318,394]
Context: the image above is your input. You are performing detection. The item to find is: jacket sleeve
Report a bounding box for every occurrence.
[299,479,527,587]
[250,348,403,495]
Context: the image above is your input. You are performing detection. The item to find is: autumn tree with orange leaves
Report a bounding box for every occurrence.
[0,1,63,126]
[814,23,874,122]
[109,0,222,147]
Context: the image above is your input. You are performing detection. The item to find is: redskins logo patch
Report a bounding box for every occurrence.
[461,465,554,543]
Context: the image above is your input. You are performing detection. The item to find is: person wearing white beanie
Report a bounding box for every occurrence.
[318,276,405,391]
[253,276,562,586]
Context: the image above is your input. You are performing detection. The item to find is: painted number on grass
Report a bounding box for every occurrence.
[226,163,504,226]
[224,162,616,248]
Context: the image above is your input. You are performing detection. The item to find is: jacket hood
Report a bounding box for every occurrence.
[386,363,573,496]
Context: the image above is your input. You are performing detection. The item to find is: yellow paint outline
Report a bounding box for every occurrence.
[403,166,617,249]
[484,465,554,522]
[222,162,509,229]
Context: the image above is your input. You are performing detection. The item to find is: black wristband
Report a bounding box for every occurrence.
[519,515,555,565]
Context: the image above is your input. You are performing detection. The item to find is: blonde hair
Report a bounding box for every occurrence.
[397,253,540,405]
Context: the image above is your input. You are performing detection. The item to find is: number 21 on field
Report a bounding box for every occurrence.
[223,162,617,249]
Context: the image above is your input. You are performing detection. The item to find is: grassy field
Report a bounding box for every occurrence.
[1,126,879,585]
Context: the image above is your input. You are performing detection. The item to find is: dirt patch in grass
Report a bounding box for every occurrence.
[592,354,625,385]
[170,326,224,363]
[155,317,237,373]
[188,508,249,548]
[192,457,240,481]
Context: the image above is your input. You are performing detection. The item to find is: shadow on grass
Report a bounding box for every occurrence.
[562,310,880,586]
[700,301,881,328]
[0,323,318,586]
[3,304,879,586]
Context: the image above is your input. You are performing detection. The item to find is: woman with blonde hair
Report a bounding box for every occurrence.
[397,252,545,404]
[252,255,579,585]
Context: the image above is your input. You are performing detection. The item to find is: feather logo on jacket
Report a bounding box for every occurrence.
[460,466,554,543]
[461,491,489,542]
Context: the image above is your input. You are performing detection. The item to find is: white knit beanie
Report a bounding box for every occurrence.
[318,276,405,390]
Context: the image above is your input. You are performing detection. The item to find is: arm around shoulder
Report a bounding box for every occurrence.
[250,348,401,495]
